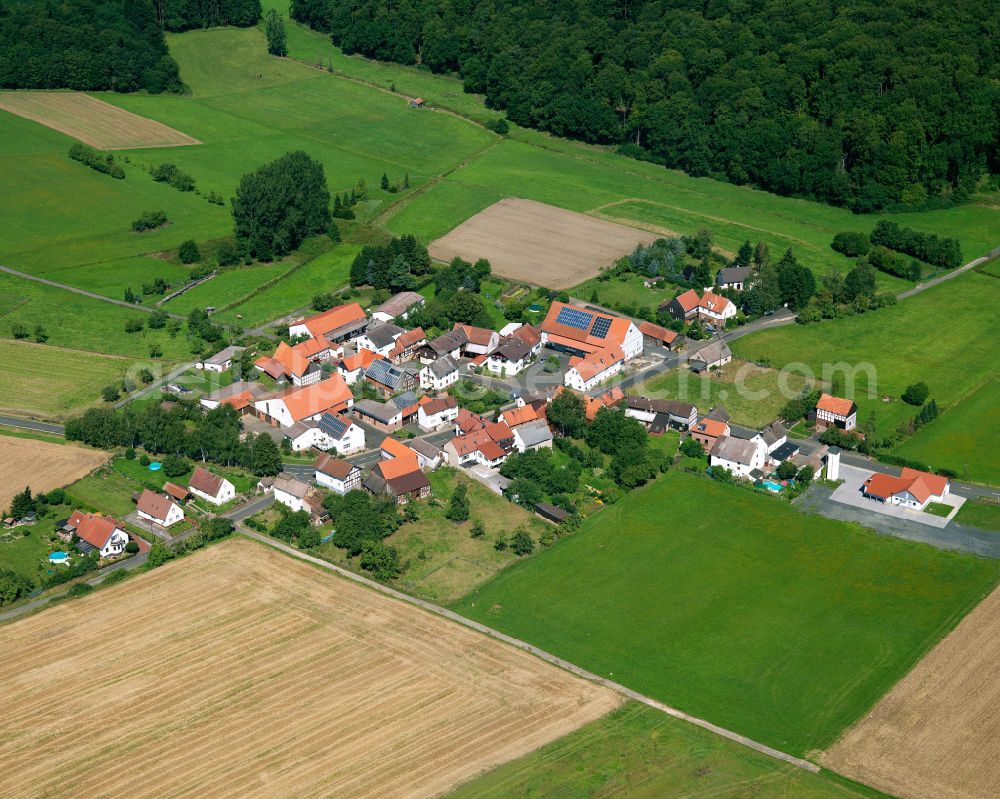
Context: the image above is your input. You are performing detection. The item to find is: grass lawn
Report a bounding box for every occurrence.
[955,500,1000,533]
[924,502,953,518]
[451,470,1000,755]
[161,264,290,317]
[0,340,133,419]
[638,359,811,428]
[733,271,1000,448]
[0,525,52,586]
[571,272,677,313]
[447,703,892,799]
[893,379,1000,484]
[314,469,551,603]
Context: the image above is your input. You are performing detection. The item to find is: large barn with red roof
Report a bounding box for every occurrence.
[539,302,642,361]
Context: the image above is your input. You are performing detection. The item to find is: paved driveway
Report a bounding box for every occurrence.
[829,464,965,529]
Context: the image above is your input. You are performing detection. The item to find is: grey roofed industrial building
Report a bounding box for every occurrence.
[407,437,444,460]
[352,398,400,424]
[204,345,246,367]
[372,291,424,319]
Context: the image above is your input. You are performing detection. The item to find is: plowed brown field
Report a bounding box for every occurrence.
[0,92,200,149]
[0,436,109,512]
[429,198,657,289]
[823,582,1000,799]
[0,538,619,799]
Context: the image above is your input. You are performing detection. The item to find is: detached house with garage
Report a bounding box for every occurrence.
[66,510,130,558]
[815,393,857,431]
[862,468,950,511]
[710,435,766,479]
[688,339,732,372]
[661,289,736,329]
[355,323,405,359]
[417,395,459,431]
[314,412,366,455]
[716,266,753,291]
[136,489,184,528]
[187,467,236,506]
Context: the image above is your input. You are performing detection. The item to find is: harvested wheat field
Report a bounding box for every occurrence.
[0,91,200,149]
[429,198,657,289]
[823,582,1000,799]
[0,538,619,799]
[0,436,109,512]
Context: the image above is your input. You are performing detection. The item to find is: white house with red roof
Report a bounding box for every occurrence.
[862,468,950,511]
[253,375,353,429]
[417,395,459,432]
[564,346,626,392]
[187,467,235,506]
[255,341,321,386]
[288,303,368,343]
[136,489,184,528]
[540,302,642,361]
[661,289,736,328]
[66,510,129,558]
[444,420,515,467]
[815,393,857,430]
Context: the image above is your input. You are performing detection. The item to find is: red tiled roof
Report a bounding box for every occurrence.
[455,408,486,433]
[638,321,678,344]
[581,386,625,421]
[692,418,728,438]
[271,341,313,379]
[381,436,416,460]
[163,482,190,501]
[136,489,178,523]
[816,393,856,417]
[376,452,421,480]
[188,467,225,498]
[254,356,285,381]
[339,349,385,373]
[673,289,700,313]
[864,468,949,504]
[274,375,352,422]
[484,421,514,442]
[698,291,734,315]
[569,346,625,382]
[540,302,634,356]
[69,510,124,549]
[454,324,495,347]
[293,336,334,359]
[512,324,541,347]
[500,405,539,427]
[296,303,366,338]
[421,395,457,415]
[314,453,357,479]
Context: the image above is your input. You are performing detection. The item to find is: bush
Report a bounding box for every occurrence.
[831,231,870,257]
[216,241,239,266]
[511,528,534,555]
[151,163,196,192]
[131,210,168,232]
[161,454,189,478]
[359,540,401,580]
[67,582,94,597]
[178,239,201,264]
[68,143,124,179]
[487,118,510,135]
[901,382,929,406]
[125,541,140,554]
[124,318,145,333]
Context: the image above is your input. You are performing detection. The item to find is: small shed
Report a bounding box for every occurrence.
[409,97,424,108]
[535,502,569,524]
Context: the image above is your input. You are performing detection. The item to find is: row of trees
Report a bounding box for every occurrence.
[151,0,260,31]
[290,0,999,212]
[68,144,124,179]
[870,221,963,269]
[65,402,284,476]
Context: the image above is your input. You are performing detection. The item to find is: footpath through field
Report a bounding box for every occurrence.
[236,526,821,774]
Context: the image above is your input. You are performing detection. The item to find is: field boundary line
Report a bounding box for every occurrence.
[237,527,821,774]
[0,264,185,319]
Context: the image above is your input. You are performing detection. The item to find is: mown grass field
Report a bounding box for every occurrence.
[733,271,1000,446]
[893,379,1000,484]
[0,340,132,418]
[451,471,1000,755]
[639,358,811,428]
[448,703,891,799]
[314,469,550,604]
[956,500,1000,533]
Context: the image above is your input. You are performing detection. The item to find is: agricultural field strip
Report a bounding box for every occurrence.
[0,92,201,150]
[823,580,1000,799]
[240,528,821,773]
[0,539,619,799]
[0,437,110,512]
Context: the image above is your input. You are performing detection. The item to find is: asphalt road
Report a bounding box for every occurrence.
[0,264,185,319]
[896,246,1000,300]
[0,415,65,435]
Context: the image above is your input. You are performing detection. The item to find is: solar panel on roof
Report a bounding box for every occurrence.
[590,316,612,339]
[319,413,347,438]
[555,306,593,330]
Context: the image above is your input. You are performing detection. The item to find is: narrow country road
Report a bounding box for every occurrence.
[0,264,185,319]
[896,245,1000,300]
[0,415,65,435]
[235,526,821,775]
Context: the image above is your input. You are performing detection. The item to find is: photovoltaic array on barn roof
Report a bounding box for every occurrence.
[590,316,612,339]
[555,306,593,330]
[318,413,348,439]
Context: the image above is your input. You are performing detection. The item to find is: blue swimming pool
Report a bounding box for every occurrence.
[148,462,162,471]
[760,481,784,492]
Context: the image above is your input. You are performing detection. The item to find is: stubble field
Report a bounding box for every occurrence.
[823,581,1000,799]
[0,436,110,512]
[0,538,619,799]
[0,91,200,149]
[429,198,657,289]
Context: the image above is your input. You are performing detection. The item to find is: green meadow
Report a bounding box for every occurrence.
[894,378,1000,484]
[733,271,1000,446]
[447,703,891,799]
[451,471,1000,755]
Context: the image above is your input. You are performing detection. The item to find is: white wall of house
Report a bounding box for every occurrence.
[624,407,655,424]
[564,358,623,392]
[274,487,306,513]
[315,471,358,495]
[486,354,531,376]
[817,408,857,430]
[355,336,399,358]
[329,423,365,455]
[620,323,644,360]
[420,365,458,391]
[288,426,327,452]
[190,478,235,506]
[287,321,313,339]
[290,370,321,387]
[710,443,765,478]
[98,529,130,558]
[139,502,184,528]
[202,360,229,374]
[418,405,460,432]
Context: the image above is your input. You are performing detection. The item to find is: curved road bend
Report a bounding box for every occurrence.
[0,265,185,320]
[237,527,821,775]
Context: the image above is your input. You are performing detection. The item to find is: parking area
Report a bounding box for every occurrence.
[829,464,966,529]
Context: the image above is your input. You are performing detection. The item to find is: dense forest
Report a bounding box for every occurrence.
[0,0,260,93]
[290,0,1000,212]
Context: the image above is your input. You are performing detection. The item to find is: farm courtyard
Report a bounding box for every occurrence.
[0,538,619,799]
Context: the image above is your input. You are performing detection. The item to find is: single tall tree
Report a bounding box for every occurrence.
[265,9,287,56]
